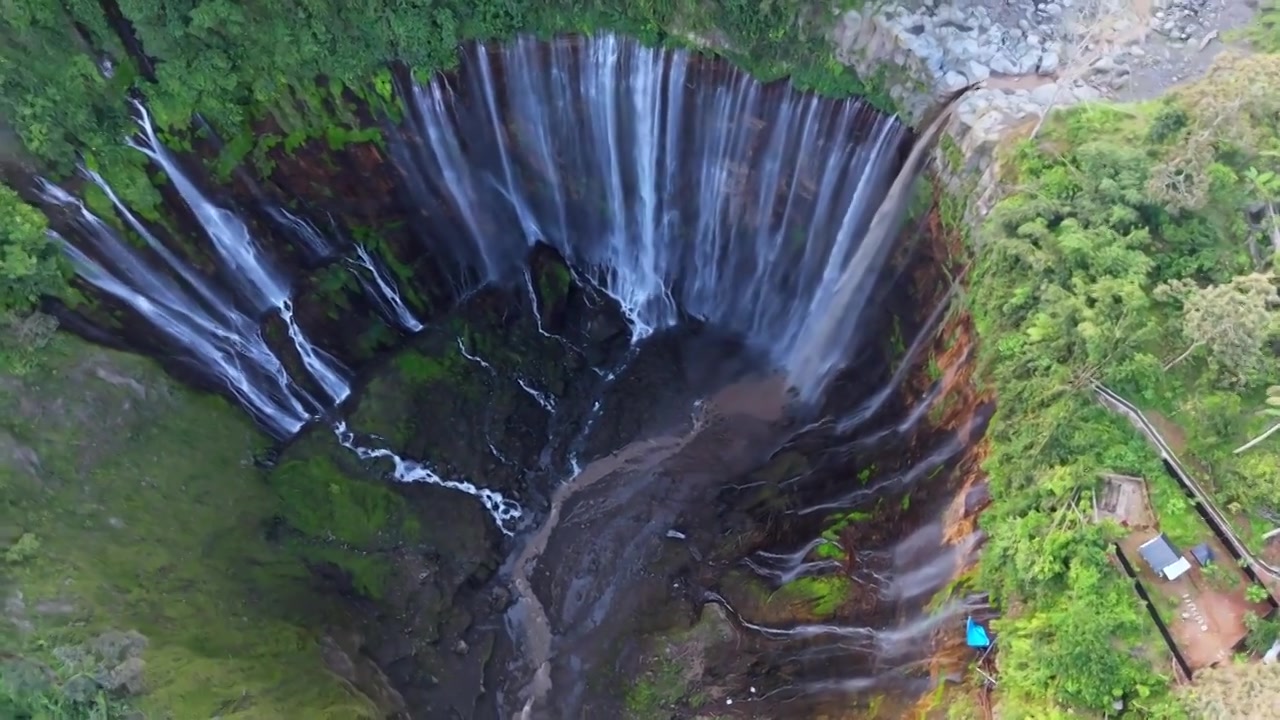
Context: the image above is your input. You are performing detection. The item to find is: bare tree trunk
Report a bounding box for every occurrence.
[1234,419,1280,454]
[1248,234,1264,271]
[1267,202,1280,256]
[1163,341,1204,370]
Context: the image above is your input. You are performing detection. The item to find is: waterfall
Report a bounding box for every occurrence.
[42,33,956,563]
[43,106,355,434]
[278,299,351,404]
[30,33,977,711]
[391,33,918,401]
[347,244,424,333]
[38,182,315,437]
[334,422,523,534]
[122,103,353,409]
[53,34,931,441]
[126,101,291,314]
[269,203,425,334]
[268,206,342,263]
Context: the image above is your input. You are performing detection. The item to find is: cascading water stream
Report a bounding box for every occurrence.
[268,201,425,334]
[80,168,234,318]
[37,183,314,437]
[333,422,523,534]
[456,337,558,415]
[794,434,968,517]
[277,299,351,404]
[124,101,352,407]
[126,101,289,313]
[706,587,986,700]
[268,203,424,334]
[516,378,557,413]
[522,269,579,353]
[390,34,915,401]
[743,538,844,585]
[269,206,341,263]
[348,244,425,333]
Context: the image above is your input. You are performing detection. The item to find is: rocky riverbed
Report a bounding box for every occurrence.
[833,0,1259,152]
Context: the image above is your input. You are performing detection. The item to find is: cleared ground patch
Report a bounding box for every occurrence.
[1097,473,1156,529]
[1103,474,1269,672]
[1120,531,1269,670]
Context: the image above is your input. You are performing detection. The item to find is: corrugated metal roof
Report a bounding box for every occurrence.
[1138,533,1182,575]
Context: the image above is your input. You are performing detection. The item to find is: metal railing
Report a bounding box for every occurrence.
[1093,384,1280,587]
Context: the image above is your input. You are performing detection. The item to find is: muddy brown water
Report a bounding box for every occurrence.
[505,375,791,719]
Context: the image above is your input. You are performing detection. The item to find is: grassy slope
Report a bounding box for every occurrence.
[0,336,374,718]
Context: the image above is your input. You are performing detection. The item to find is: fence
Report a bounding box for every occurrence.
[1114,543,1196,679]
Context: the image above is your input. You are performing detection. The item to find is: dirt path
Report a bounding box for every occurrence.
[979,0,1259,108]
[1114,0,1259,101]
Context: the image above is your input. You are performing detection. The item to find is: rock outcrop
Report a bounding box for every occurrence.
[829,0,1251,212]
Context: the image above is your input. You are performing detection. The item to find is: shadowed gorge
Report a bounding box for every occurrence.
[0,13,990,720]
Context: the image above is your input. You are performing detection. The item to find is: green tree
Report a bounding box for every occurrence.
[1233,385,1280,456]
[1243,611,1280,653]
[0,182,66,374]
[0,182,65,311]
[1156,273,1279,384]
[997,555,1166,711]
[1244,166,1280,261]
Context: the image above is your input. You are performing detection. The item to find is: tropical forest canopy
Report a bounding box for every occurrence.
[971,50,1280,717]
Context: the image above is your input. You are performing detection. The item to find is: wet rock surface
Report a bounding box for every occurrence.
[253,168,1000,719]
[504,375,792,719]
[270,251,756,718]
[265,227,965,719]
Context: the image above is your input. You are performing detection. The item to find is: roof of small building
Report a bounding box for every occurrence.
[1138,533,1182,572]
[1191,542,1214,565]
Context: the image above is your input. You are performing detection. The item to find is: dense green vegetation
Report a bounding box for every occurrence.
[0,184,67,375]
[972,52,1280,716]
[0,338,378,718]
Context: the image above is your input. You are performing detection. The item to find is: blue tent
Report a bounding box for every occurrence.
[966,617,991,649]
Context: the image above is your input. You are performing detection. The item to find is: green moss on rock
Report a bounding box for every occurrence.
[270,456,421,547]
[619,604,736,719]
[395,343,466,386]
[536,259,573,308]
[0,337,378,719]
[777,575,853,616]
[267,456,423,599]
